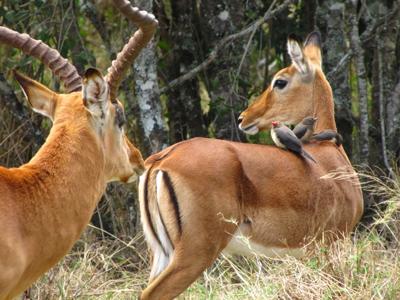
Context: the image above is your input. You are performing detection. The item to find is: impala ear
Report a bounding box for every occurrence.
[13,70,57,120]
[303,31,322,67]
[287,35,310,75]
[82,68,109,118]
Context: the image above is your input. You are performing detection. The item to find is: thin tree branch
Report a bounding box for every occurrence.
[359,3,399,44]
[160,0,294,94]
[82,0,113,56]
[232,0,278,86]
[326,51,353,82]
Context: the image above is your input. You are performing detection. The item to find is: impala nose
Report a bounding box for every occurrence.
[238,115,243,125]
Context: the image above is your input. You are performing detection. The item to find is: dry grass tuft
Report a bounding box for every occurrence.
[31,229,150,299]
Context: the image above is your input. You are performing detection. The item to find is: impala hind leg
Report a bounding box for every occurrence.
[140,244,221,300]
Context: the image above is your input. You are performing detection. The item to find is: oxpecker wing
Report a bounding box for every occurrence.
[293,116,317,142]
[271,121,316,163]
[293,125,308,140]
[272,124,303,153]
[311,130,343,146]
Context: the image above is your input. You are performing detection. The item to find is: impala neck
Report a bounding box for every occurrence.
[312,70,337,132]
[23,117,106,237]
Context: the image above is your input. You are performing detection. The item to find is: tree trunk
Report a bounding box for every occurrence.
[132,0,167,157]
[317,1,353,158]
[348,0,369,164]
[391,73,400,161]
[368,2,399,168]
[382,3,400,155]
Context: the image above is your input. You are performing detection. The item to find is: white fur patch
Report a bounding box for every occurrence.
[271,129,285,149]
[287,39,308,74]
[148,171,174,279]
[82,74,109,119]
[139,171,167,280]
[239,123,259,135]
[223,224,304,258]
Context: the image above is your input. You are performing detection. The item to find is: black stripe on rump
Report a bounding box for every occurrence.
[162,172,182,235]
[144,166,167,255]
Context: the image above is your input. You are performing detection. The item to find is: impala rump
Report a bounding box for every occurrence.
[140,168,183,280]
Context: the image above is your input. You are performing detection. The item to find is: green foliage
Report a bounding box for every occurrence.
[246,130,273,145]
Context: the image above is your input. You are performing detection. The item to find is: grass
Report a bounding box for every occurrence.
[31,231,148,300]
[30,171,400,300]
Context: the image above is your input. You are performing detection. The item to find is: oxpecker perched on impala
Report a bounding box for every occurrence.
[271,121,316,163]
[293,116,318,142]
[312,129,343,146]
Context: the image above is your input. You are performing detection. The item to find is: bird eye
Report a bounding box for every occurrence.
[273,79,288,89]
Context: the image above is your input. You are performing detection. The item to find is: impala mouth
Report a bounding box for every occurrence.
[121,166,144,184]
[127,166,145,182]
[239,122,259,135]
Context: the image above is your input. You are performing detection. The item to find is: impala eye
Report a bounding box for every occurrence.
[273,79,288,89]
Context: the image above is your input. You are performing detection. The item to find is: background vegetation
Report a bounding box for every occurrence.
[0,0,399,298]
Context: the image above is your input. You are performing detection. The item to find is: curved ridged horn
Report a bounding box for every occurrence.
[0,26,81,93]
[106,0,158,101]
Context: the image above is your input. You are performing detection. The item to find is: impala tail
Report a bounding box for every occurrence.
[139,166,182,281]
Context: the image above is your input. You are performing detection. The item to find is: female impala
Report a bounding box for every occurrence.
[0,1,157,298]
[139,32,363,299]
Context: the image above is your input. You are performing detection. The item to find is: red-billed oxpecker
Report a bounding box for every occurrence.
[293,116,317,142]
[312,129,343,146]
[271,121,316,163]
[293,117,342,146]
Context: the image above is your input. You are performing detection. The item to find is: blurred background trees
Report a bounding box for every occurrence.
[0,0,399,236]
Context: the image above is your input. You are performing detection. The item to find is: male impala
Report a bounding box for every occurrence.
[139,32,363,299]
[0,1,157,298]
